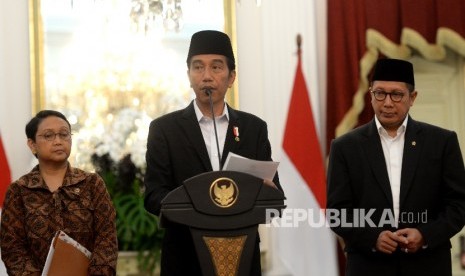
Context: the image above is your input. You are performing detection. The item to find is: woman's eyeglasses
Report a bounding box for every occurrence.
[37,131,72,141]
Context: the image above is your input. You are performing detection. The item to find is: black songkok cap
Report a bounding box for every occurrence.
[371,58,415,87]
[186,30,235,65]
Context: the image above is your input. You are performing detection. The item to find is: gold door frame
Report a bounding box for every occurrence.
[28,0,45,114]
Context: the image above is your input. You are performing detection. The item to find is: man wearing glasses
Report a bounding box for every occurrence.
[327,58,465,276]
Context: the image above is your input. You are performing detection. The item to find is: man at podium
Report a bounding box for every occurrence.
[143,30,283,276]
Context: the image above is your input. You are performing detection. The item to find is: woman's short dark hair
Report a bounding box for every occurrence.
[25,110,71,141]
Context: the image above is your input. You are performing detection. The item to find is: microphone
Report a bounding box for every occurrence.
[205,88,223,170]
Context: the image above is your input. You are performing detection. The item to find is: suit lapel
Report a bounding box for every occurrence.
[179,102,212,170]
[364,120,393,206]
[222,105,240,165]
[399,117,422,207]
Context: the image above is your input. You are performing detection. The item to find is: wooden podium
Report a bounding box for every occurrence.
[160,171,286,276]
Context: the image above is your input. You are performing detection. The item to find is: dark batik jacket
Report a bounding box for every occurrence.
[0,164,118,275]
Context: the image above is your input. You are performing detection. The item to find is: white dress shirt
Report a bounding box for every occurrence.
[194,101,229,171]
[375,116,408,227]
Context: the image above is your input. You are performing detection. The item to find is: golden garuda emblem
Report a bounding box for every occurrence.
[210,177,239,208]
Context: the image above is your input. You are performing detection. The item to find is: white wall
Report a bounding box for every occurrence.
[0,0,32,272]
[0,0,34,181]
[236,0,327,159]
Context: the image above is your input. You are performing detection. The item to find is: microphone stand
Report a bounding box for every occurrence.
[206,89,223,170]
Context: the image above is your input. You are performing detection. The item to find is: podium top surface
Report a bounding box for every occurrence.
[160,171,285,229]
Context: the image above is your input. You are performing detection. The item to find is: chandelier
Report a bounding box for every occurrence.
[129,0,183,34]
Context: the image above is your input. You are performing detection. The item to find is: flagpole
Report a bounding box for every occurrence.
[296,34,302,59]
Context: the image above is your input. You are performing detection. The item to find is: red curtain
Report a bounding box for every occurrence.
[326,0,465,153]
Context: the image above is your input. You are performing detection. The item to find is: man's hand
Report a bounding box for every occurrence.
[375,230,408,254]
[395,228,425,253]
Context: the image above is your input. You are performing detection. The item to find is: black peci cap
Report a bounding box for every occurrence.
[186,30,235,66]
[371,58,415,87]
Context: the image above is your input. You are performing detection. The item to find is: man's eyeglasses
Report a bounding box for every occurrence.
[37,131,72,141]
[371,90,406,102]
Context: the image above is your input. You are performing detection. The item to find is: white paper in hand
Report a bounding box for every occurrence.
[223,152,279,180]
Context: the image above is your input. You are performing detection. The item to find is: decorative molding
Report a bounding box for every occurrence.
[336,27,465,138]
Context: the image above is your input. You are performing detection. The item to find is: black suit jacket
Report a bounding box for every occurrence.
[327,117,465,276]
[144,101,281,276]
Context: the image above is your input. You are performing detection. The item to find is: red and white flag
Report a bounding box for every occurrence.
[0,132,11,206]
[274,36,338,275]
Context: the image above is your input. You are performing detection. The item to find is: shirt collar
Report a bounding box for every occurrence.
[194,100,229,122]
[375,115,408,136]
[19,163,87,189]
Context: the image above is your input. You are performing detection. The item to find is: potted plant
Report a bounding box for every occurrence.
[92,152,164,275]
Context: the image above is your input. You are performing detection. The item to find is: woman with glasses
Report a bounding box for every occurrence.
[0,110,118,275]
